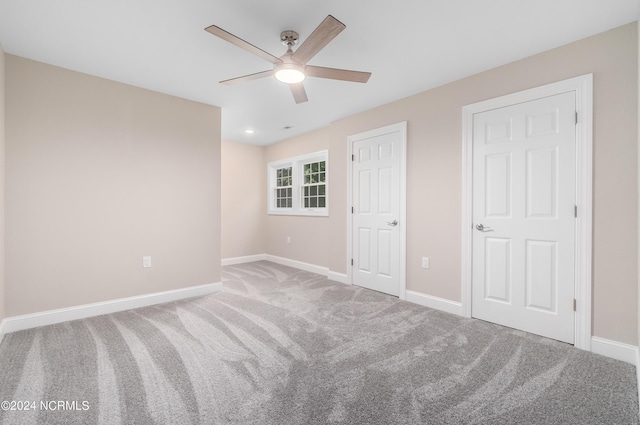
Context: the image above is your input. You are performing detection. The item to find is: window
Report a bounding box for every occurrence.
[268,150,328,216]
[302,161,326,208]
[275,166,292,208]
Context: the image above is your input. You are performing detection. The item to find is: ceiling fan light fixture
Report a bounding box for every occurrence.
[206,15,370,104]
[274,63,306,84]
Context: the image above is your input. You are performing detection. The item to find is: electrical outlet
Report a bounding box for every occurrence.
[287,236,291,244]
[421,257,430,269]
[143,256,152,268]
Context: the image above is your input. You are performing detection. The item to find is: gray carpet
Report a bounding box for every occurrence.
[0,260,638,424]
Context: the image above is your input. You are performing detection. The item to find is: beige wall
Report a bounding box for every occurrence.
[0,45,5,323]
[264,23,638,345]
[5,55,221,316]
[221,140,266,259]
[264,128,331,267]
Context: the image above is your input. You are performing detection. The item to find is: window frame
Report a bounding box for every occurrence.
[267,150,328,216]
[274,165,293,209]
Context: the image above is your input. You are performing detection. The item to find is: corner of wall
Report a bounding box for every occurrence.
[262,128,332,268]
[5,57,221,317]
[220,140,268,260]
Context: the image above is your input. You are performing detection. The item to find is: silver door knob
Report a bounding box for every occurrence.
[387,220,398,226]
[475,223,493,232]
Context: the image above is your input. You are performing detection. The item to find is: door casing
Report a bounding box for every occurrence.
[347,122,408,299]
[461,74,593,350]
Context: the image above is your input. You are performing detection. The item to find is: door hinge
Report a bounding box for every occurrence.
[573,299,577,312]
[352,206,354,214]
[352,154,355,161]
[351,258,354,266]
[574,205,578,218]
[575,111,578,125]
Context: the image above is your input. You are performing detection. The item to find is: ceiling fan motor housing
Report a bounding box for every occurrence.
[280,30,299,46]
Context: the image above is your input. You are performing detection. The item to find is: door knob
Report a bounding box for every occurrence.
[387,220,398,226]
[475,223,493,232]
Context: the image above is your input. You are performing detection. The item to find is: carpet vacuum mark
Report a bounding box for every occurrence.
[0,261,637,424]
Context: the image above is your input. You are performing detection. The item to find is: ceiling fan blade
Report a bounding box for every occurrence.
[290,83,308,104]
[220,70,274,85]
[205,25,282,65]
[305,66,371,83]
[292,15,345,65]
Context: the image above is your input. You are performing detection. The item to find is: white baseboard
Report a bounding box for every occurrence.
[403,295,639,366]
[0,318,6,344]
[2,282,223,334]
[264,254,329,276]
[402,296,638,367]
[405,290,464,317]
[591,336,638,365]
[221,254,267,266]
[222,253,349,286]
[328,271,349,285]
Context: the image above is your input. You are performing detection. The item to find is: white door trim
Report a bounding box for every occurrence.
[461,74,593,350]
[347,122,408,299]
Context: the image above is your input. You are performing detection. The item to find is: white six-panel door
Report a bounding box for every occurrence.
[472,92,576,343]
[351,124,405,296]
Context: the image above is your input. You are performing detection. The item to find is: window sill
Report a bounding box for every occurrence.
[268,209,328,217]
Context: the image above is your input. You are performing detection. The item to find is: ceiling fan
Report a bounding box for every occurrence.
[205,15,371,104]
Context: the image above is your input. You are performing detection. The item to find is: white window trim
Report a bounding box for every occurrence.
[267,150,329,216]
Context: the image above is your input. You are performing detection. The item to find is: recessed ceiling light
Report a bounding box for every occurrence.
[245,129,255,134]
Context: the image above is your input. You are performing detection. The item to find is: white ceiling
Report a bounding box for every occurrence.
[0,0,638,145]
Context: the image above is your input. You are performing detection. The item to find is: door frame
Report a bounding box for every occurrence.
[461,74,593,350]
[347,122,408,299]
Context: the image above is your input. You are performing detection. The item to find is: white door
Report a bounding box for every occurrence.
[472,92,576,343]
[351,123,406,296]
